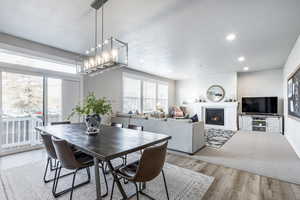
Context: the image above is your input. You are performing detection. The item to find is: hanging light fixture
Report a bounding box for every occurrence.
[76,0,128,75]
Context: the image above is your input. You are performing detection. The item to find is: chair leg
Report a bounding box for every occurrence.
[103,162,110,174]
[86,167,91,181]
[134,182,140,200]
[52,161,60,195]
[123,156,129,184]
[43,157,51,183]
[69,169,78,200]
[52,166,92,198]
[53,165,62,197]
[110,179,115,200]
[162,170,170,200]
[50,159,57,171]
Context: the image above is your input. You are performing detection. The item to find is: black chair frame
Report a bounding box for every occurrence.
[43,157,74,183]
[52,161,109,199]
[110,169,169,200]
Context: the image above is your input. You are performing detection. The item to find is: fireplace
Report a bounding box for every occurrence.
[205,108,224,126]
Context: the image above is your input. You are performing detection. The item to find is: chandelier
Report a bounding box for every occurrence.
[76,0,128,75]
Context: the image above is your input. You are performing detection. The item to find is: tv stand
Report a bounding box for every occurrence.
[239,114,283,134]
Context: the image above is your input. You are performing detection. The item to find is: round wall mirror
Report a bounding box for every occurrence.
[207,85,225,102]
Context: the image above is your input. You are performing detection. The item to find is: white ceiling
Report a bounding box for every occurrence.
[0,0,300,80]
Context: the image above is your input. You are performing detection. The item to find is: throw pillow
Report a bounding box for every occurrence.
[190,114,199,122]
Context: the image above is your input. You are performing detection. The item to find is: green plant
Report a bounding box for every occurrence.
[68,93,112,119]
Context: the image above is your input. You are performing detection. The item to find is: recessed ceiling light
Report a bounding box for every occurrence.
[238,56,245,62]
[226,33,236,41]
[139,59,144,64]
[243,66,249,71]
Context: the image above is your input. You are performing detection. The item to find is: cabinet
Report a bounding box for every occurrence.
[239,114,283,134]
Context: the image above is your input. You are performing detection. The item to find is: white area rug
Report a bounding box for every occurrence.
[180,131,300,184]
[0,159,214,200]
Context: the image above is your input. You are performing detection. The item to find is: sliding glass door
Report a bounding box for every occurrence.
[1,72,44,152]
[0,71,80,155]
[47,78,62,124]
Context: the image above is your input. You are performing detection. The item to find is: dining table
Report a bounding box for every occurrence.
[35,123,171,200]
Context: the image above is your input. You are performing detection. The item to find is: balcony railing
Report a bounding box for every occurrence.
[1,116,43,149]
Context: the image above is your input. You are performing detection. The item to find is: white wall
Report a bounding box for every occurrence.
[283,35,300,157]
[237,68,283,114]
[84,67,176,113]
[0,32,78,63]
[176,72,237,105]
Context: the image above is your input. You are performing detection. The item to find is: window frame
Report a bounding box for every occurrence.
[122,74,142,113]
[122,73,169,113]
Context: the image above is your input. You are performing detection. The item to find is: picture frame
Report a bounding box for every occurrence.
[288,64,300,120]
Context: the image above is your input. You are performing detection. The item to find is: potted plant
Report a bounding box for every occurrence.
[68,93,112,134]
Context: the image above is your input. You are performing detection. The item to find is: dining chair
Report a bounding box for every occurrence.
[128,124,144,131]
[111,122,123,128]
[104,122,124,173]
[110,142,170,200]
[40,132,62,183]
[128,124,144,154]
[50,121,78,151]
[40,131,80,183]
[121,124,144,170]
[52,137,108,200]
[51,121,71,125]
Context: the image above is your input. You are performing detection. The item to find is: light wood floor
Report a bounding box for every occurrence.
[167,153,300,200]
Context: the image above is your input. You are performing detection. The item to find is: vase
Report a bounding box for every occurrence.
[85,114,101,134]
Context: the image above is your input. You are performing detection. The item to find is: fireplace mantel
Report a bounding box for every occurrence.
[188,102,238,131]
[193,102,238,108]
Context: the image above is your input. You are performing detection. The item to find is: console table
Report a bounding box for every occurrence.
[239,114,283,134]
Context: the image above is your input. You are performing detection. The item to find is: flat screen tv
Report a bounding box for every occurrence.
[242,97,278,114]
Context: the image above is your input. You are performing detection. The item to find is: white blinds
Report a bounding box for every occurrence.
[143,81,156,113]
[123,77,141,113]
[157,84,168,112]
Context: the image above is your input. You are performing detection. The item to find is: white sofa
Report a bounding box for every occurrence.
[111,116,205,154]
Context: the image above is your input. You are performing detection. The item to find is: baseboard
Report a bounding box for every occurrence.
[0,145,44,157]
[167,146,205,155]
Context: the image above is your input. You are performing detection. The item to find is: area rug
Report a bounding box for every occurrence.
[0,159,214,200]
[205,128,236,149]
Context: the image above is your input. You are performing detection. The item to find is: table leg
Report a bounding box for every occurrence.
[94,157,102,200]
[107,160,128,199]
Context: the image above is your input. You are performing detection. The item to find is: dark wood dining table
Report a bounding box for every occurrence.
[36,123,171,200]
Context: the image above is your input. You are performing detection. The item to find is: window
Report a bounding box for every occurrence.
[143,81,156,113]
[123,77,141,113]
[2,72,43,117]
[157,84,168,112]
[0,49,76,74]
[122,74,169,113]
